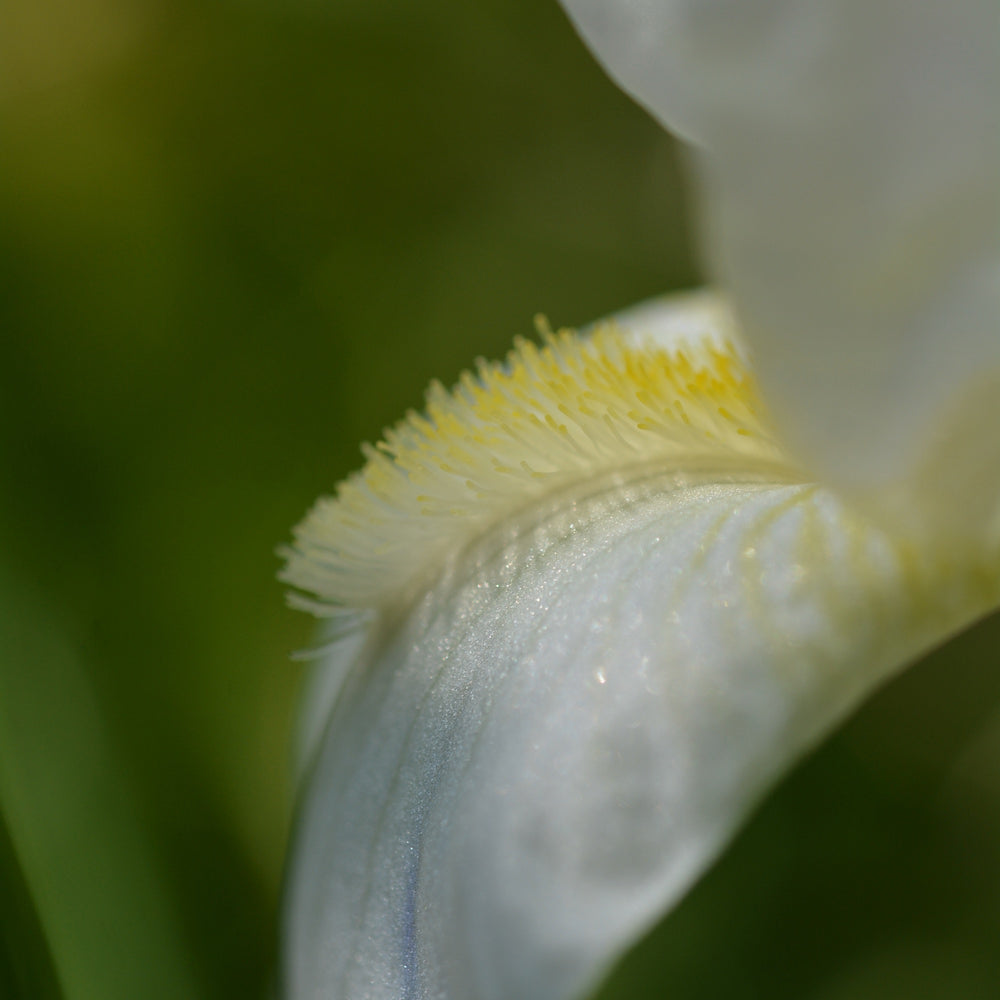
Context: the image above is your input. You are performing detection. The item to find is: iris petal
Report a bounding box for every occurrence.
[284,464,998,1000]
[284,295,1000,999]
[557,0,1000,540]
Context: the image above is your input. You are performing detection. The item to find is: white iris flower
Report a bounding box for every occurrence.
[281,2,1000,999]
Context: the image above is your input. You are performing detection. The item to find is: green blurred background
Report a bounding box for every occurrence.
[1,1,999,998]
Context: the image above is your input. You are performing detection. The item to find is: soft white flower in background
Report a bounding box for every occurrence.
[281,2,999,999]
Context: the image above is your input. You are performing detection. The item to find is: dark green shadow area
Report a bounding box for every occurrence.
[0,806,62,1000]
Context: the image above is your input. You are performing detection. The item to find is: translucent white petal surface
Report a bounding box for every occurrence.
[558,0,1000,540]
[285,470,998,1000]
[283,296,1000,1000]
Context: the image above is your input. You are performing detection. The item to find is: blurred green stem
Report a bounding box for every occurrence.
[0,571,202,1000]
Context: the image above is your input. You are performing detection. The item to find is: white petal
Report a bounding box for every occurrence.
[284,469,998,1000]
[558,0,1000,540]
[599,288,742,358]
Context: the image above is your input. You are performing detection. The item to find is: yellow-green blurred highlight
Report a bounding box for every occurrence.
[1,0,999,998]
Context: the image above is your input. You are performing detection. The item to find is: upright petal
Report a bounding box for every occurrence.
[558,0,1000,541]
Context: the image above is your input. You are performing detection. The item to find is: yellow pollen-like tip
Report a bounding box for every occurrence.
[282,312,792,613]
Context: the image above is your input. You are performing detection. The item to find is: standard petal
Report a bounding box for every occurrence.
[559,0,1000,541]
[284,467,999,1000]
